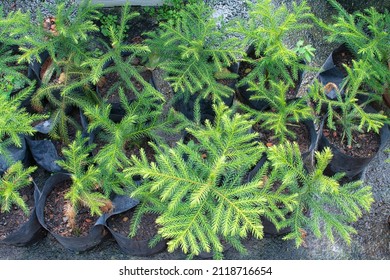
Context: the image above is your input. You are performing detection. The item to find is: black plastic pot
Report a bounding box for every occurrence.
[26,109,90,173]
[28,51,50,88]
[102,195,167,256]
[0,136,31,174]
[0,180,47,246]
[317,44,354,99]
[173,63,239,123]
[318,111,390,179]
[35,173,109,252]
[236,45,305,111]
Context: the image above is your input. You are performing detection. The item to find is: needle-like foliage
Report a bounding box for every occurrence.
[10,0,101,143]
[0,7,32,98]
[231,0,315,91]
[315,0,389,98]
[56,131,111,229]
[267,141,374,247]
[125,103,269,259]
[83,2,153,99]
[0,84,44,165]
[145,2,244,103]
[309,60,388,146]
[0,162,37,215]
[243,80,313,142]
[82,87,187,192]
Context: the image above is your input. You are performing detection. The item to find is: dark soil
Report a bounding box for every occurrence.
[332,47,354,77]
[44,179,101,237]
[253,122,311,153]
[238,60,298,100]
[97,69,152,104]
[107,211,159,241]
[90,132,155,163]
[323,124,380,158]
[0,183,35,240]
[124,138,156,163]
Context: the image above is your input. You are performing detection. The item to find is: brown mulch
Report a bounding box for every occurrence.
[323,124,380,158]
[107,210,159,241]
[0,184,35,240]
[253,121,311,153]
[43,180,101,237]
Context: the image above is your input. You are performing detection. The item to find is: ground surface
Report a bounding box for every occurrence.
[0,0,389,260]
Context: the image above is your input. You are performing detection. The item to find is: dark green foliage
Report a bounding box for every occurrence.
[243,80,313,142]
[0,161,37,215]
[145,2,244,102]
[0,84,44,162]
[143,0,200,24]
[84,3,153,99]
[316,0,389,96]
[56,132,111,227]
[266,142,373,247]
[125,103,268,259]
[309,60,388,146]
[231,0,315,90]
[98,13,128,38]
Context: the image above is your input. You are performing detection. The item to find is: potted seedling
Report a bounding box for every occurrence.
[124,103,275,259]
[0,6,36,108]
[85,2,157,111]
[81,87,186,176]
[0,84,43,173]
[264,141,374,247]
[314,0,389,104]
[14,0,101,145]
[82,87,186,256]
[145,2,243,122]
[309,60,389,179]
[230,0,315,110]
[242,80,316,155]
[0,162,45,246]
[35,132,112,252]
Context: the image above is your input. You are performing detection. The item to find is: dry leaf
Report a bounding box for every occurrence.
[58,72,66,84]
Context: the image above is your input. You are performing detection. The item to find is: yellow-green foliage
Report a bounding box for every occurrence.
[0,84,44,162]
[316,0,389,95]
[56,132,109,218]
[266,142,374,247]
[0,162,37,214]
[125,103,270,259]
[309,60,388,146]
[231,0,315,90]
[145,2,244,102]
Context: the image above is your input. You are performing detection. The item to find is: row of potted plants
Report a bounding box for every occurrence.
[0,0,389,259]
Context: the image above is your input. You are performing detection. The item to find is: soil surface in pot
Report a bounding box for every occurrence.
[97,64,152,104]
[0,183,35,240]
[332,47,354,77]
[253,122,311,153]
[107,211,159,241]
[124,139,156,163]
[238,60,299,100]
[323,124,380,158]
[44,179,102,237]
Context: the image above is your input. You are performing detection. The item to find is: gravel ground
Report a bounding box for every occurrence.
[0,0,389,260]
